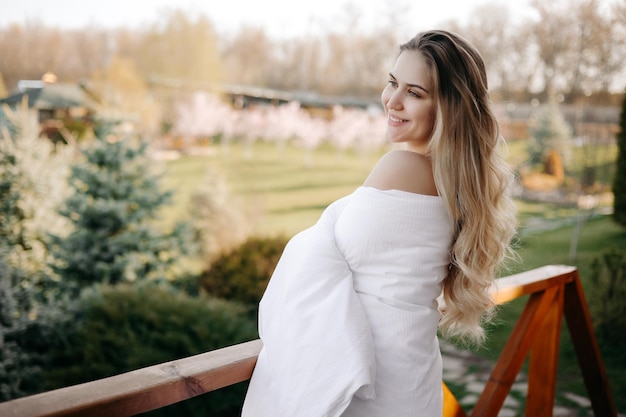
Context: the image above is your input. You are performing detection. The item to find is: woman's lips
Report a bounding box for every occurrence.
[388,115,408,125]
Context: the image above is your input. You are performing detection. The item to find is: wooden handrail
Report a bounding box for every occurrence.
[0,265,617,417]
[0,340,263,417]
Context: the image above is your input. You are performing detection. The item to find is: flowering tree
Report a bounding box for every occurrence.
[328,105,368,152]
[172,92,388,163]
[292,111,329,167]
[262,101,302,151]
[173,92,234,147]
[358,109,388,155]
[238,108,268,159]
[328,105,387,158]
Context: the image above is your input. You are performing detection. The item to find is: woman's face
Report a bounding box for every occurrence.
[381,50,435,154]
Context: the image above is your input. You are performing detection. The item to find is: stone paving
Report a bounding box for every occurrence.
[440,340,607,417]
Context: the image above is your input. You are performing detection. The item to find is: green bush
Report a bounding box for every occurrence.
[1,300,70,401]
[40,283,257,417]
[199,236,288,305]
[0,252,37,401]
[588,248,626,346]
[614,91,626,226]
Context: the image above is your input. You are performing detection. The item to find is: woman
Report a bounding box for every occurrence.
[242,30,517,417]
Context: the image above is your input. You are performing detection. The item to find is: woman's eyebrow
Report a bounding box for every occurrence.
[389,72,430,94]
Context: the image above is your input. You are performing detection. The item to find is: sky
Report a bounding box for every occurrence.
[1,0,538,39]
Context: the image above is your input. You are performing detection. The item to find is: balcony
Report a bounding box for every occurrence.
[0,265,617,417]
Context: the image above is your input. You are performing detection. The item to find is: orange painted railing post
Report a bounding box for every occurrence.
[443,382,468,417]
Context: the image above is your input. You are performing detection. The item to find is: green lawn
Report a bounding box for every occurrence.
[158,141,386,236]
[158,141,625,413]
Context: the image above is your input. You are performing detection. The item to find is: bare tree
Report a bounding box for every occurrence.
[135,9,222,88]
[65,28,111,82]
[269,36,324,92]
[90,55,162,137]
[0,21,111,90]
[1,0,622,104]
[460,4,519,98]
[593,1,626,94]
[338,33,395,97]
[0,22,59,88]
[562,0,610,100]
[220,26,277,87]
[530,0,576,97]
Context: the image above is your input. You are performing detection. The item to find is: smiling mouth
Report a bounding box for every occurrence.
[389,115,408,123]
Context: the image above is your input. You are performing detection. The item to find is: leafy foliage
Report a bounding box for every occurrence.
[0,104,73,400]
[50,131,193,289]
[0,103,72,281]
[40,283,257,417]
[588,248,626,346]
[188,167,249,262]
[613,91,626,226]
[0,245,35,401]
[199,236,288,305]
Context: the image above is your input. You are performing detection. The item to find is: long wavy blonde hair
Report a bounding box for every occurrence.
[401,30,517,345]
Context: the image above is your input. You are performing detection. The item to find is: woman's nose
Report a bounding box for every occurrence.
[387,91,403,110]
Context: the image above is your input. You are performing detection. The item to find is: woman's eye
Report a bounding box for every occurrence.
[408,90,421,98]
[388,80,398,87]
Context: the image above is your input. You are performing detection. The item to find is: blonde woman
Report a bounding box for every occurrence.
[242,30,517,417]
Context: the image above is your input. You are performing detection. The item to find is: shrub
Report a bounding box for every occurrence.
[188,167,249,261]
[587,248,626,346]
[0,247,38,401]
[40,283,257,417]
[199,236,288,305]
[1,297,70,401]
[0,103,73,400]
[613,91,626,226]
[0,102,72,286]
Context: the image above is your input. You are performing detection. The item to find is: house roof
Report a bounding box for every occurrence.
[218,83,380,110]
[0,83,99,110]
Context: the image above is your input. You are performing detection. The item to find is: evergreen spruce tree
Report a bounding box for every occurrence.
[527,97,572,168]
[613,92,626,226]
[50,130,191,288]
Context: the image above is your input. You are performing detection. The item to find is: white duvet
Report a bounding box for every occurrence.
[242,187,454,417]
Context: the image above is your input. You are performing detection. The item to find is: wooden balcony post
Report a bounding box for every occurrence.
[564,271,617,417]
[471,285,560,416]
[526,285,564,416]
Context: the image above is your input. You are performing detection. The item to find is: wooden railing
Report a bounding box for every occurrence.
[0,265,617,417]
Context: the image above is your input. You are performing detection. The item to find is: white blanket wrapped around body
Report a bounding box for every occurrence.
[242,187,454,417]
[242,194,374,417]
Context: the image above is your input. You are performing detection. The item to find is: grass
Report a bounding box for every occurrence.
[158,141,386,236]
[157,140,625,413]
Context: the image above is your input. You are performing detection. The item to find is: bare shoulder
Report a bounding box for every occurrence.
[363,150,438,196]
